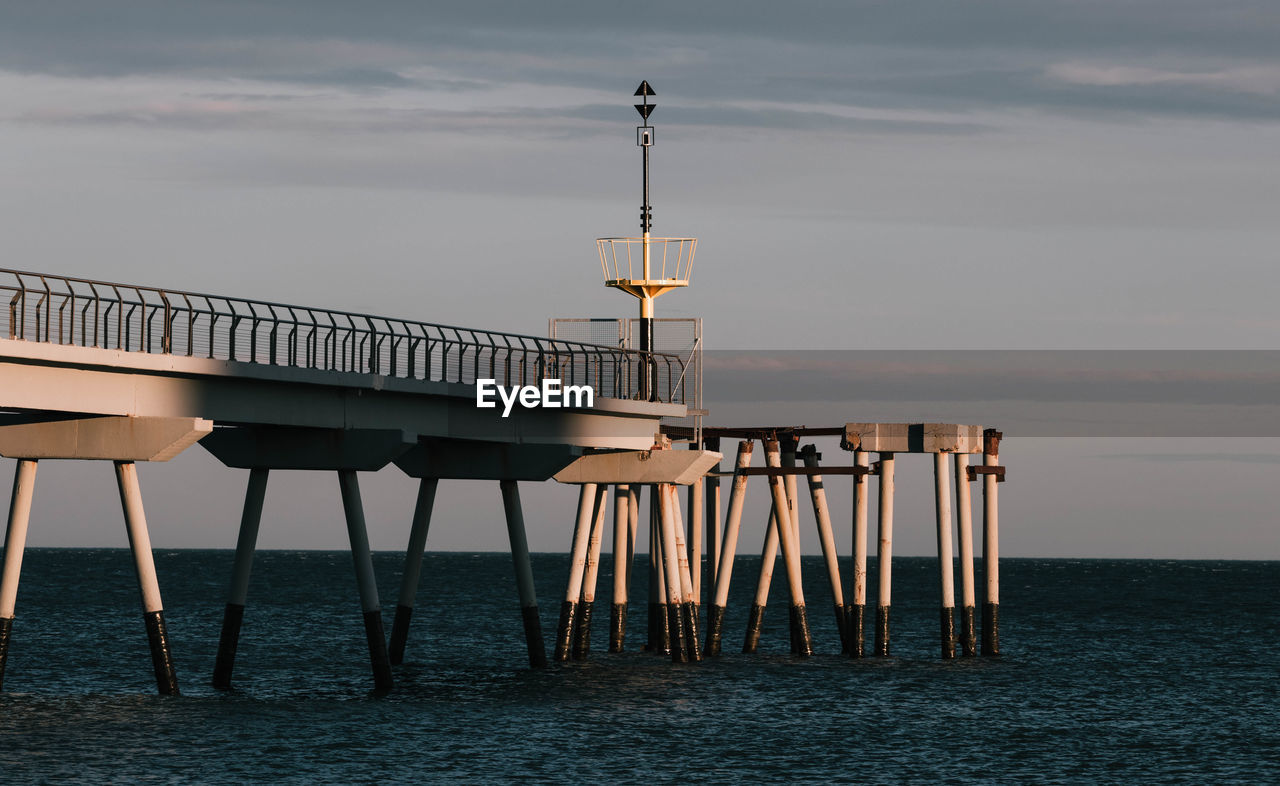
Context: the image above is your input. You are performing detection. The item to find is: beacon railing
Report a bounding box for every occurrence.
[0,269,687,404]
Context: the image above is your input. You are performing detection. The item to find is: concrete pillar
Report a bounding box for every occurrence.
[336,469,393,692]
[765,440,812,656]
[780,436,802,654]
[0,459,37,691]
[609,484,631,653]
[668,483,700,662]
[554,483,597,662]
[645,486,670,654]
[212,467,268,689]
[388,477,438,666]
[935,452,956,659]
[801,445,848,653]
[875,453,895,657]
[743,505,778,654]
[849,450,870,658]
[688,474,703,606]
[705,440,752,656]
[954,453,977,656]
[656,483,689,663]
[500,480,546,668]
[982,430,1002,656]
[572,485,608,660]
[704,436,722,608]
[114,461,179,695]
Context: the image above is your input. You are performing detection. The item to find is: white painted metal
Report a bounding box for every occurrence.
[711,442,753,608]
[114,462,164,613]
[954,454,976,611]
[876,454,895,609]
[0,460,37,619]
[852,451,870,607]
[563,484,598,605]
[612,485,631,606]
[581,486,608,605]
[934,453,956,611]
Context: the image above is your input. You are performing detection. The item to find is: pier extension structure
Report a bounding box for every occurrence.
[0,267,706,694]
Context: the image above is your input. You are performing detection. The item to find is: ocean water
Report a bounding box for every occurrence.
[0,550,1276,783]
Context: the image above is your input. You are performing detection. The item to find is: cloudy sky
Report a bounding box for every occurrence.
[2,2,1278,558]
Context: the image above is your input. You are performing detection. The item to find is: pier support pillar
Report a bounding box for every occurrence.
[704,437,722,608]
[849,450,869,658]
[875,454,895,657]
[337,470,393,692]
[555,484,596,662]
[656,483,689,662]
[982,430,1002,656]
[706,441,752,656]
[572,485,608,660]
[954,453,977,656]
[389,478,438,665]
[0,459,37,691]
[743,504,779,654]
[801,445,848,653]
[766,440,812,656]
[934,453,956,659]
[212,467,269,689]
[500,480,546,667]
[115,461,180,696]
[645,487,670,654]
[668,484,701,662]
[609,484,631,653]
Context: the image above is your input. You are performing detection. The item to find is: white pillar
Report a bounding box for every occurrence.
[0,459,37,691]
[935,452,956,659]
[115,461,179,695]
[657,483,689,662]
[875,453,895,657]
[982,430,1002,656]
[706,441,752,656]
[766,440,812,656]
[389,477,438,665]
[572,484,608,659]
[609,484,631,653]
[554,483,597,662]
[801,446,847,653]
[849,450,870,657]
[954,453,977,656]
[744,505,779,654]
[668,483,700,662]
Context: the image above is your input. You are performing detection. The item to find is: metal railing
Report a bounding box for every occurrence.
[0,268,686,404]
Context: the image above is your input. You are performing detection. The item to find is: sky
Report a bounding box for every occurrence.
[1,2,1278,559]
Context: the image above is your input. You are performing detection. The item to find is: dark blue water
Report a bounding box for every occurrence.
[1,551,1276,783]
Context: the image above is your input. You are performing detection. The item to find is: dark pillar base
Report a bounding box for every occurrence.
[362,609,393,692]
[388,604,413,666]
[682,602,701,662]
[846,603,864,658]
[608,603,627,653]
[571,602,593,660]
[521,605,547,668]
[0,616,12,691]
[743,603,765,654]
[875,605,890,657]
[144,610,180,696]
[982,602,1000,656]
[553,600,576,662]
[211,602,245,689]
[940,606,956,659]
[705,604,726,656]
[645,601,671,654]
[960,605,977,657]
[667,603,688,663]
[791,604,814,657]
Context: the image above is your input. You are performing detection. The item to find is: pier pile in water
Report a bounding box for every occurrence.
[551,423,1005,664]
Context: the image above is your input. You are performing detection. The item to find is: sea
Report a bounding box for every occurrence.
[0,550,1276,784]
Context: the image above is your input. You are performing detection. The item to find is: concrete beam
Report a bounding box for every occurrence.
[395,439,580,481]
[554,449,723,486]
[0,416,212,461]
[842,423,985,454]
[200,426,415,471]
